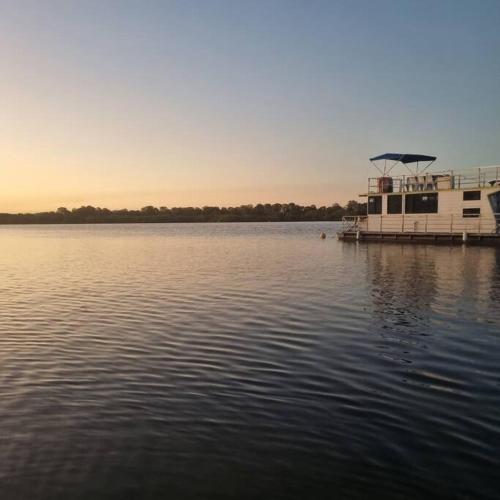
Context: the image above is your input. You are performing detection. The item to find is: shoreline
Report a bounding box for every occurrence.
[0,219,344,226]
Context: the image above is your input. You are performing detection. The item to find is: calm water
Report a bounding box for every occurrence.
[1,222,500,499]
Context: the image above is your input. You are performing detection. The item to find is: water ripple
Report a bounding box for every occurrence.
[0,222,499,499]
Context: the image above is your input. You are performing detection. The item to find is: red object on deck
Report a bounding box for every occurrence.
[378,177,393,193]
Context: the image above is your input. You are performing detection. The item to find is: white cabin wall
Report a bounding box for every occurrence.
[437,191,461,215]
[364,188,500,234]
[437,189,495,221]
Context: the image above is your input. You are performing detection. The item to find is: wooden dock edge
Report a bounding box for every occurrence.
[337,231,500,246]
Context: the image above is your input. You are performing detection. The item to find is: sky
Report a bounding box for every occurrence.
[1,0,500,212]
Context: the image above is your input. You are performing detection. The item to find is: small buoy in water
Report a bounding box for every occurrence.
[320,232,326,239]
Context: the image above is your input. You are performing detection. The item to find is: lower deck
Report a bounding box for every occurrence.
[361,185,500,234]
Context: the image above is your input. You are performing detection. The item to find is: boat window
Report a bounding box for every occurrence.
[405,193,438,214]
[488,192,500,213]
[463,191,481,201]
[387,195,402,214]
[463,208,480,218]
[368,196,382,214]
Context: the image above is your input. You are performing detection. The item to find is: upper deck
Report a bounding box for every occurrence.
[365,165,500,196]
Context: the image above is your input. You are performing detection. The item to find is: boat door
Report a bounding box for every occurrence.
[488,191,500,233]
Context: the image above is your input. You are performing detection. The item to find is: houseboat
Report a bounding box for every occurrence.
[338,153,500,244]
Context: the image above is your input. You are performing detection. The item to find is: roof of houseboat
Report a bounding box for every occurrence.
[370,153,436,164]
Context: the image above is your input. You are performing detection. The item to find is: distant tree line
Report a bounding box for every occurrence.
[0,201,366,224]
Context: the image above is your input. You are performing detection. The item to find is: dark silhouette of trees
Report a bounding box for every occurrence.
[0,200,367,224]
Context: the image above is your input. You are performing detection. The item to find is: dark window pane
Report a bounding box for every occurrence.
[463,191,481,201]
[368,196,382,214]
[489,192,500,213]
[463,208,480,218]
[387,195,402,214]
[405,193,438,214]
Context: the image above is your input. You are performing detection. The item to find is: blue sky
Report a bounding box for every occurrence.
[1,0,499,210]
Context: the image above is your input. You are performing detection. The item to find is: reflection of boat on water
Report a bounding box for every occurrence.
[363,243,499,317]
[338,153,500,245]
[359,243,500,365]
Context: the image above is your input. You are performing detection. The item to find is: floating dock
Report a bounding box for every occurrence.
[338,231,500,245]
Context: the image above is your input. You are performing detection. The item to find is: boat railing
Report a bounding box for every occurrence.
[362,214,498,234]
[368,165,500,194]
[340,216,367,232]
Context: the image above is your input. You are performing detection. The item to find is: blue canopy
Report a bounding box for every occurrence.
[370,153,436,164]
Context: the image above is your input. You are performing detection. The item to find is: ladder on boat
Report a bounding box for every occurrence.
[341,216,365,232]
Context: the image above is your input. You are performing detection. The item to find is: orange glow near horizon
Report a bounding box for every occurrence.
[1,2,498,213]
